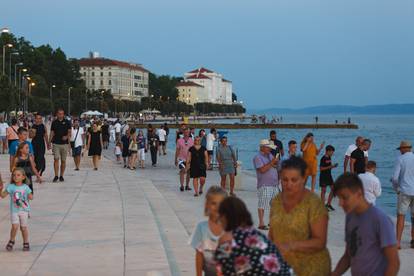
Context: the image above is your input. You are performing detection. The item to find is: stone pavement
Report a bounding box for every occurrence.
[0,147,413,276]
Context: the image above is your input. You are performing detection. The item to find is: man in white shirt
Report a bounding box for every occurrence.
[344,136,369,173]
[114,121,122,141]
[392,140,414,249]
[206,128,217,170]
[157,126,167,156]
[0,116,9,154]
[70,119,85,171]
[358,160,381,205]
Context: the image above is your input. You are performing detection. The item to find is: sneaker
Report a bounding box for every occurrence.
[59,176,64,182]
[52,176,59,183]
[185,186,192,191]
[180,186,184,192]
[327,204,335,211]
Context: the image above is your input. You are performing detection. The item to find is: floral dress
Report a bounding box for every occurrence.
[215,227,293,275]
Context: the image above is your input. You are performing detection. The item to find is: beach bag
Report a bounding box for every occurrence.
[129,139,138,151]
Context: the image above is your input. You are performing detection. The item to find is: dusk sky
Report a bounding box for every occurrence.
[1,0,413,109]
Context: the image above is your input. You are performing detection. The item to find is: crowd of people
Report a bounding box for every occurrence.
[0,110,413,275]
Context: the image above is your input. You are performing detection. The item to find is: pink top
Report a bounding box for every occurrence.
[176,137,194,161]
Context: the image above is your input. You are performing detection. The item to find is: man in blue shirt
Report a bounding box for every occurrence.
[9,127,34,171]
[392,140,414,249]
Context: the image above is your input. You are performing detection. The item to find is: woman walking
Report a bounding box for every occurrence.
[137,130,146,169]
[128,128,138,169]
[269,157,331,275]
[87,122,103,170]
[186,136,208,196]
[216,136,237,196]
[300,133,324,192]
[31,114,49,175]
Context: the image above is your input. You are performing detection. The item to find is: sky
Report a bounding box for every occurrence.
[1,0,413,109]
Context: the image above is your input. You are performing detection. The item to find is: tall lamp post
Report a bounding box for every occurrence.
[9,51,19,82]
[28,82,35,112]
[2,43,13,76]
[68,87,73,115]
[50,84,56,111]
[14,62,23,87]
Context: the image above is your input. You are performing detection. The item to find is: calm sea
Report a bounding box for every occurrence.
[167,114,414,217]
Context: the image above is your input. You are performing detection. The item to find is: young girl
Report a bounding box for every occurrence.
[0,168,33,251]
[12,143,42,194]
[115,141,122,163]
[189,186,227,276]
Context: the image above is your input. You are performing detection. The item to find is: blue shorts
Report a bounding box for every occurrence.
[72,146,82,157]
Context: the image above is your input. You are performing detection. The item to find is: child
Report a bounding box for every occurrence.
[189,186,227,276]
[332,173,399,276]
[0,168,33,251]
[12,143,42,194]
[115,141,122,163]
[319,145,337,211]
[358,160,381,205]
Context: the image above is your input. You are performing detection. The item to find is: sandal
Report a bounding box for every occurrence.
[23,242,30,251]
[6,240,15,251]
[410,240,414,249]
[258,225,269,231]
[194,194,199,197]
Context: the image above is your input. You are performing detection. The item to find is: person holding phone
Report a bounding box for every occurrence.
[300,133,324,192]
[320,145,337,211]
[253,139,279,230]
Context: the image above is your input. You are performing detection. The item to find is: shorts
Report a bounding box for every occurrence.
[11,211,29,226]
[207,150,213,156]
[115,154,121,158]
[53,144,68,161]
[159,141,166,146]
[258,186,278,211]
[138,148,145,161]
[72,146,82,157]
[0,136,6,142]
[397,193,414,215]
[319,175,334,187]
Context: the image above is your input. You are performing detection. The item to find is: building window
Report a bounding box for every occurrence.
[83,72,86,76]
[134,75,141,80]
[91,72,95,76]
[91,80,95,85]
[108,72,112,76]
[100,80,104,85]
[100,72,103,77]
[134,83,138,87]
[108,80,112,85]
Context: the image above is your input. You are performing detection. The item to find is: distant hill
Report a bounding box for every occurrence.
[250,104,414,115]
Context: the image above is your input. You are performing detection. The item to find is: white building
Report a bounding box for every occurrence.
[78,53,149,101]
[178,67,233,105]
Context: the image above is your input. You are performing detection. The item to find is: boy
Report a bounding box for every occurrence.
[332,173,399,276]
[320,145,337,211]
[358,160,381,205]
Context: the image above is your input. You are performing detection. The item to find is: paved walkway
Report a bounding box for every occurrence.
[0,147,413,275]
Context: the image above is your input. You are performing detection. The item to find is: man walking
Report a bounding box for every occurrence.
[49,109,71,182]
[392,140,414,249]
[70,119,85,171]
[350,139,371,174]
[253,139,279,230]
[175,128,193,191]
[269,130,284,157]
[206,128,217,170]
[344,136,366,173]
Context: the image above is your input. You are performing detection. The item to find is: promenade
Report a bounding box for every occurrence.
[0,148,413,276]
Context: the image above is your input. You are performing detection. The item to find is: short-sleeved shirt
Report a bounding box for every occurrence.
[270,138,283,156]
[6,184,32,213]
[269,192,331,275]
[345,205,396,276]
[189,220,221,276]
[319,155,333,179]
[114,123,121,133]
[137,136,146,149]
[70,127,85,148]
[147,133,159,148]
[345,144,368,158]
[51,119,71,144]
[31,124,46,145]
[253,152,278,189]
[0,122,9,136]
[351,148,366,174]
[206,133,216,151]
[157,129,167,142]
[9,140,34,156]
[176,137,194,161]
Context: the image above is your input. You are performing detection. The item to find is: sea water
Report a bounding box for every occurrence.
[167,114,414,217]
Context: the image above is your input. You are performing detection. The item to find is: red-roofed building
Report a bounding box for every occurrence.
[176,81,204,105]
[78,52,149,101]
[179,67,233,105]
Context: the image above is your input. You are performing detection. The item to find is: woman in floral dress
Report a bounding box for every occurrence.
[215,197,292,275]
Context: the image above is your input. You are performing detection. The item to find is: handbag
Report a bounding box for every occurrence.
[128,139,138,151]
[70,128,80,149]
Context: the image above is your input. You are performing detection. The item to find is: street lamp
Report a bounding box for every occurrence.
[50,84,56,105]
[2,43,13,75]
[14,62,23,87]
[1,27,10,33]
[68,87,73,115]
[9,51,19,82]
[28,82,35,112]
